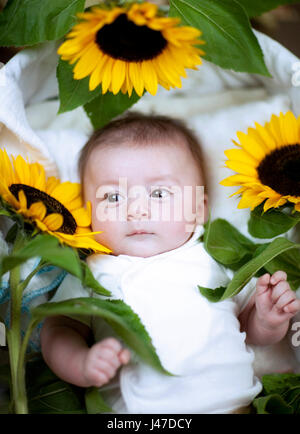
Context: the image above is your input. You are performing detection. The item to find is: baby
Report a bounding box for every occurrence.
[41,113,300,414]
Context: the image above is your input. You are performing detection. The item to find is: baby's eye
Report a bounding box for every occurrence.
[104,193,124,203]
[150,188,171,199]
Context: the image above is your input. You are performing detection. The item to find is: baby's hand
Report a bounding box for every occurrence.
[255,271,300,329]
[82,337,131,388]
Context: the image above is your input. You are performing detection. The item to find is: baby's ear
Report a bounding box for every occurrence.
[196,193,208,225]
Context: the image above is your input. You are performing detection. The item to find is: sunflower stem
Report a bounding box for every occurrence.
[7,265,28,413]
[7,232,29,414]
[18,259,46,293]
[7,255,49,413]
[16,319,40,414]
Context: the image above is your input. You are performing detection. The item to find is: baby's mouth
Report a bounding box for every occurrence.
[127,230,154,237]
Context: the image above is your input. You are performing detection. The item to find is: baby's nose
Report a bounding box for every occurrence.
[127,196,149,220]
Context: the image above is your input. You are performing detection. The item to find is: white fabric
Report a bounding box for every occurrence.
[1,30,299,374]
[52,226,261,413]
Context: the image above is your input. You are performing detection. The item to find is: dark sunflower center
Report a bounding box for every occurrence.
[95,13,167,61]
[9,184,77,235]
[257,144,300,196]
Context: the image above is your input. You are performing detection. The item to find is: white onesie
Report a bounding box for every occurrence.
[51,226,262,413]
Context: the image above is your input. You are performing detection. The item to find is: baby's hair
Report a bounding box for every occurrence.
[79,112,208,191]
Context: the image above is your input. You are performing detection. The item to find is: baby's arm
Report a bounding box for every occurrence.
[40,316,130,388]
[239,271,300,346]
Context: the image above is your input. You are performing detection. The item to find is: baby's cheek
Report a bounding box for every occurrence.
[159,220,194,246]
[150,198,185,223]
[94,201,128,229]
[149,200,167,221]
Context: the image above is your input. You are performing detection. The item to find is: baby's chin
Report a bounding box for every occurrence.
[113,236,188,258]
[115,245,166,258]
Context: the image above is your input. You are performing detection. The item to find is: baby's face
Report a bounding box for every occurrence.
[84,138,207,257]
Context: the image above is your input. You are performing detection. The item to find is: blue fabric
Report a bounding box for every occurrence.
[1,266,67,352]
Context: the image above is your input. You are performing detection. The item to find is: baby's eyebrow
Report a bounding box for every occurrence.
[148,175,180,184]
[96,181,120,186]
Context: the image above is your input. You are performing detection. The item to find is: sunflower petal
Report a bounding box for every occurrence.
[220,174,256,187]
[0,149,15,186]
[43,213,64,231]
[111,60,126,95]
[51,182,81,205]
[18,189,27,210]
[281,111,299,144]
[129,62,144,97]
[29,201,47,221]
[89,54,108,91]
[236,131,266,160]
[141,60,158,95]
[13,155,31,185]
[224,148,258,166]
[237,190,264,210]
[263,196,287,212]
[269,113,284,147]
[73,44,101,80]
[72,207,91,227]
[30,163,46,191]
[56,232,112,253]
[225,160,257,177]
[46,176,61,195]
[101,57,114,94]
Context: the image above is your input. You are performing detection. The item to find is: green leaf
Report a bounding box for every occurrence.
[5,223,19,244]
[83,89,141,130]
[253,394,293,414]
[263,248,300,291]
[0,0,85,46]
[31,297,170,376]
[169,0,270,76]
[28,380,86,414]
[80,261,111,296]
[0,233,112,296]
[201,237,300,302]
[85,387,113,414]
[221,237,300,300]
[57,59,103,114]
[198,285,226,302]
[248,205,300,239]
[236,0,300,18]
[25,358,86,414]
[253,373,300,414]
[203,218,255,267]
[0,208,14,218]
[0,234,82,279]
[262,373,300,396]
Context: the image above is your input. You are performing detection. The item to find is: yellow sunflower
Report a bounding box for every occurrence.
[0,149,111,253]
[220,111,300,212]
[57,2,204,96]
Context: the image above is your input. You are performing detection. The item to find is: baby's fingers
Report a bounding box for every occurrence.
[283,298,300,314]
[94,338,130,366]
[272,281,293,305]
[270,271,287,286]
[96,346,122,370]
[94,358,117,380]
[99,337,122,353]
[119,349,131,365]
[256,273,271,295]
